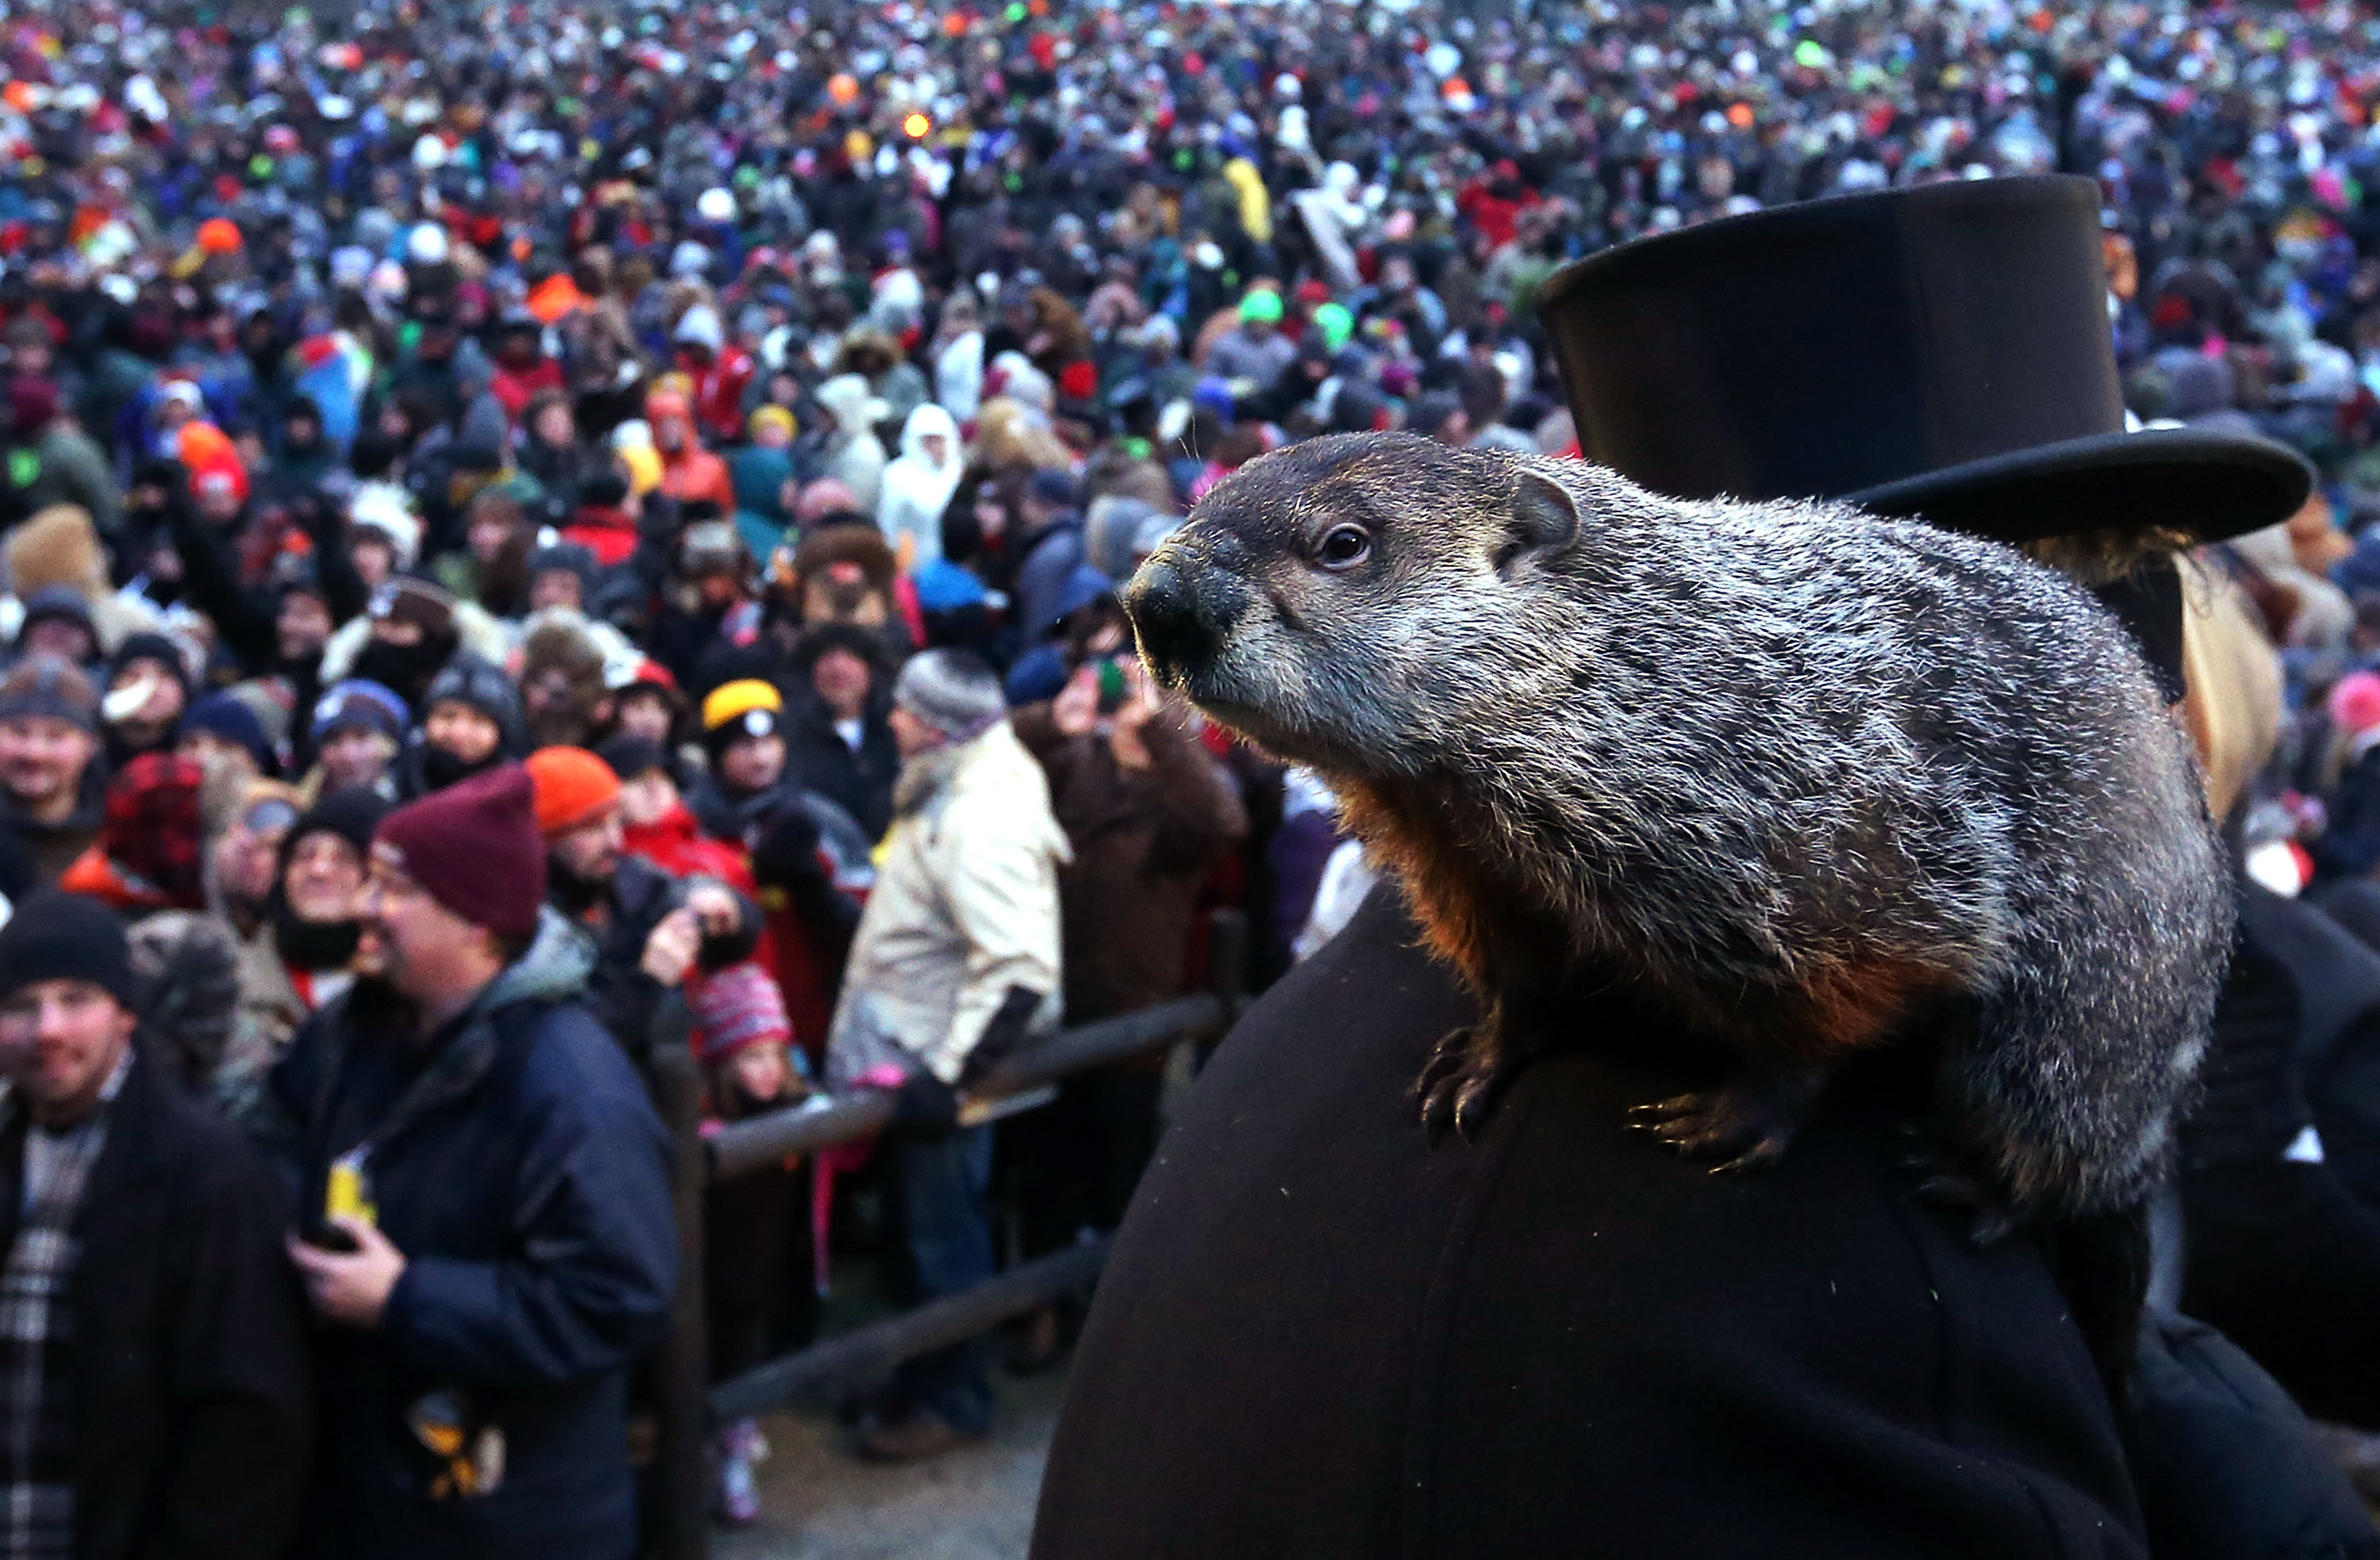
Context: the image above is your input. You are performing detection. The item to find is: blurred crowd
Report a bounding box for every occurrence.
[0,0,2375,1548]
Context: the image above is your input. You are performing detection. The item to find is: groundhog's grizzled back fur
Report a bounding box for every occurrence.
[1128,431,2229,1222]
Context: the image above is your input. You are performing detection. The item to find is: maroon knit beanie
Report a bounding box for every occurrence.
[373,762,547,941]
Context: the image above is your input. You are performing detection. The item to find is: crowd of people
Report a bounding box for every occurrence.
[0,0,2370,1549]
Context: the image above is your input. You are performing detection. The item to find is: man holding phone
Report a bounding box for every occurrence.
[263,765,674,1558]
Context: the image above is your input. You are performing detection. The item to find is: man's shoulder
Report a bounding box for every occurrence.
[501,999,661,1117]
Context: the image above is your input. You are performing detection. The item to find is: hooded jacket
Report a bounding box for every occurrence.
[259,910,675,1560]
[877,404,963,569]
[827,719,1069,1087]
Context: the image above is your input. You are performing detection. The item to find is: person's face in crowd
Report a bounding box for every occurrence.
[350,534,397,590]
[975,487,1010,541]
[284,830,367,924]
[919,431,950,466]
[810,647,872,720]
[277,592,332,664]
[550,807,623,885]
[497,329,541,370]
[179,727,258,784]
[21,618,94,665]
[107,657,185,745]
[521,667,589,738]
[528,569,583,614]
[10,340,52,379]
[213,799,293,909]
[889,707,947,761]
[158,397,195,435]
[285,411,322,452]
[616,690,674,746]
[466,510,514,565]
[720,731,785,793]
[618,767,679,828]
[1382,255,1417,295]
[319,726,397,791]
[725,1041,790,1106]
[424,702,501,766]
[196,477,244,524]
[752,418,792,451]
[532,402,576,448]
[654,413,688,454]
[357,851,499,1011]
[0,715,95,809]
[693,562,743,611]
[0,979,134,1129]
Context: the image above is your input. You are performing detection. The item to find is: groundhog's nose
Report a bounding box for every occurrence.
[1125,554,1219,684]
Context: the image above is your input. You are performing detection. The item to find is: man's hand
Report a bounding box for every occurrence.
[287,1218,407,1328]
[682,883,742,939]
[640,907,702,987]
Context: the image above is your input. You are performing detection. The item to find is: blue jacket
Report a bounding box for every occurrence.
[260,913,676,1560]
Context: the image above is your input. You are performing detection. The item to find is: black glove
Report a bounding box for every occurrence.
[957,985,1048,1090]
[890,1067,961,1130]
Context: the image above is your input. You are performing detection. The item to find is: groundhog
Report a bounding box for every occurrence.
[1125,431,2230,1236]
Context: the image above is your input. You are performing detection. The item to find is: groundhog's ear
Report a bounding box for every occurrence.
[1500,470,1579,573]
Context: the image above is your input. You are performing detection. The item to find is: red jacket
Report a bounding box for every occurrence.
[562,504,642,567]
[677,346,756,447]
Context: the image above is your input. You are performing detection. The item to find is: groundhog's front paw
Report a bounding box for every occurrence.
[1900,1138,2023,1244]
[1415,1025,1507,1142]
[1628,1069,1825,1175]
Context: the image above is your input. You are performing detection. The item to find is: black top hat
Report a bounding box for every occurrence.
[1536,175,2311,543]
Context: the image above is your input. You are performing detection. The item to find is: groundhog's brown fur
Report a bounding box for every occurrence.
[1125,433,2230,1244]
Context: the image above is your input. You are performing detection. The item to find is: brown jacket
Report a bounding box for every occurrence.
[1015,701,1248,1024]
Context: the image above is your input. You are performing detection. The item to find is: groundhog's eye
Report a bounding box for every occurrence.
[1316,524,1372,570]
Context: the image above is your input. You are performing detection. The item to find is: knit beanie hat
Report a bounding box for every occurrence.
[701,678,783,761]
[16,585,97,646]
[109,631,191,702]
[373,763,547,940]
[420,654,524,752]
[892,650,1006,744]
[594,734,669,784]
[181,691,277,776]
[0,889,135,1008]
[0,654,98,734]
[687,960,792,1062]
[525,746,623,837]
[310,679,409,746]
[286,787,393,865]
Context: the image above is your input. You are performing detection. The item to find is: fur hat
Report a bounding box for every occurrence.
[5,505,108,598]
[791,522,897,601]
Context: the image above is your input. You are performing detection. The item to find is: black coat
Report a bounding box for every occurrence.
[2179,885,2380,1429]
[0,1044,309,1560]
[783,692,898,845]
[1034,888,2148,1558]
[261,923,676,1560]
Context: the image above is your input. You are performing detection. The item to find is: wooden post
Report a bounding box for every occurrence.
[646,1026,712,1560]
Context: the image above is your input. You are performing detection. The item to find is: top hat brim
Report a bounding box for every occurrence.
[1844,425,2313,545]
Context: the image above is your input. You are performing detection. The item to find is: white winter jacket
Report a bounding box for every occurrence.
[826,720,1070,1088]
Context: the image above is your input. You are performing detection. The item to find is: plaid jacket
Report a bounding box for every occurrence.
[0,1054,126,1560]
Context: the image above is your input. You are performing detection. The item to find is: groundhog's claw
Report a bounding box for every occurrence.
[1627,1091,1795,1171]
[1415,1025,1507,1142]
[1902,1146,2024,1244]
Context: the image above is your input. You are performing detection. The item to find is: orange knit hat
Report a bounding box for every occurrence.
[525,746,622,837]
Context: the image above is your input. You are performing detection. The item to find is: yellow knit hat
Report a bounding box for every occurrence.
[701,678,783,734]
